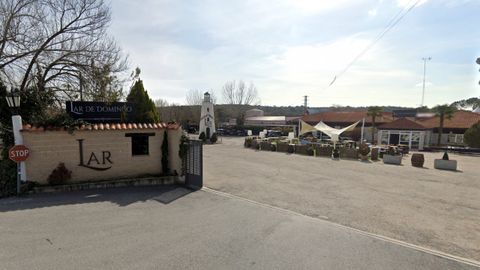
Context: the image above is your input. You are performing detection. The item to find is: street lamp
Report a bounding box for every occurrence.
[5,90,23,194]
[5,91,21,113]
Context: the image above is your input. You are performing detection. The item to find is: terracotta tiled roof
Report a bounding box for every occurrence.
[417,110,480,129]
[378,118,427,130]
[302,111,393,125]
[21,122,181,132]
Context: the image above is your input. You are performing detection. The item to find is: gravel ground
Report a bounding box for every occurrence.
[204,137,480,262]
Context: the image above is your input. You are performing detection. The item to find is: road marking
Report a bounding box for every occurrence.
[202,187,480,268]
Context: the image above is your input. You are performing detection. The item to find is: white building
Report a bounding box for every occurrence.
[199,92,215,139]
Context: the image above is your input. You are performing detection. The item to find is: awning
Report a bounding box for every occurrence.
[314,121,359,142]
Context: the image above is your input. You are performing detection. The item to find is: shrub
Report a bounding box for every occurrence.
[210,133,218,143]
[244,137,253,148]
[199,132,206,142]
[358,143,370,156]
[47,163,72,185]
[442,151,449,160]
[332,148,340,159]
[464,122,480,148]
[162,131,170,175]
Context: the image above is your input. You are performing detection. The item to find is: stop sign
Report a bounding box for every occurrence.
[9,145,30,162]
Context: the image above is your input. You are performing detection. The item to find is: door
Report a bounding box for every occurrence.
[184,140,203,189]
[206,127,211,139]
[389,133,399,145]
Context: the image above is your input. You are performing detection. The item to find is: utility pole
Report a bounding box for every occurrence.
[421,57,431,107]
[303,95,308,114]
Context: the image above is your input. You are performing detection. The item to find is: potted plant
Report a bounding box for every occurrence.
[332,148,340,159]
[271,142,277,152]
[371,147,379,161]
[244,137,253,148]
[411,153,425,168]
[383,146,402,165]
[434,151,457,171]
[358,143,370,161]
[287,144,295,154]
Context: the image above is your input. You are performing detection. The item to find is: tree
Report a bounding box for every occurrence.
[367,106,383,144]
[477,57,480,85]
[222,80,260,105]
[0,0,128,104]
[126,80,159,123]
[451,97,480,110]
[161,130,169,175]
[433,104,456,146]
[464,122,480,148]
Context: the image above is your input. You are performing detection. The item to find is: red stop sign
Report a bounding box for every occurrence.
[9,145,30,162]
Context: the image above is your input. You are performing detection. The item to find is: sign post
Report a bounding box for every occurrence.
[9,145,30,194]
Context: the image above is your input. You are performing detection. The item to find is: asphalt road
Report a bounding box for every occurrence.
[1,186,478,269]
[204,137,480,262]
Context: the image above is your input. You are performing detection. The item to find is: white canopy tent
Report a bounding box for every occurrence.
[300,120,361,147]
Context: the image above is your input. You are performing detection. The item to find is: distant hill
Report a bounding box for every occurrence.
[157,104,416,125]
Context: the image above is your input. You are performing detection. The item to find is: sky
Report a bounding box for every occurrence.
[109,0,480,108]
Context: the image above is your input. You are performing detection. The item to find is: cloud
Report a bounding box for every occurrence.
[396,0,428,8]
[368,8,378,17]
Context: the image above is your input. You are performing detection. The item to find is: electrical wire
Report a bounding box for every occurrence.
[327,0,422,88]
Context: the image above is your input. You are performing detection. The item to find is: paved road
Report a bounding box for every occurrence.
[205,137,480,262]
[0,186,478,269]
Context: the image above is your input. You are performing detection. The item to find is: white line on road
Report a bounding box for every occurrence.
[202,187,480,268]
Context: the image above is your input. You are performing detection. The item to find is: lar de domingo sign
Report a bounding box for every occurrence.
[9,145,30,162]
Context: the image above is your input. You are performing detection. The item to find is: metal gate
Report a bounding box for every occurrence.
[184,140,203,189]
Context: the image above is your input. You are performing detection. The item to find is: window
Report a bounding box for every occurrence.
[126,133,155,156]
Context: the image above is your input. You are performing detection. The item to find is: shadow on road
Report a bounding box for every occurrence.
[0,185,194,213]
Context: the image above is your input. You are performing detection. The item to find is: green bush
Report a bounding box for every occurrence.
[210,133,218,143]
[199,132,206,142]
[162,131,169,175]
[47,163,72,185]
[464,122,480,148]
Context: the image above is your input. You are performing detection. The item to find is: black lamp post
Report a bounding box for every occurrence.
[5,90,21,114]
[5,90,22,194]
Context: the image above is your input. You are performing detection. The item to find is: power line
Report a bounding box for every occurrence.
[327,0,422,88]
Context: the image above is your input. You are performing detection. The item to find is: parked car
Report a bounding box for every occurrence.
[216,128,225,136]
[266,130,282,138]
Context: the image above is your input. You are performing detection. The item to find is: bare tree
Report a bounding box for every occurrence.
[0,0,128,103]
[222,80,260,105]
[186,89,216,105]
[185,89,203,105]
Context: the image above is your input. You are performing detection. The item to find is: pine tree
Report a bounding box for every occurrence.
[126,80,160,123]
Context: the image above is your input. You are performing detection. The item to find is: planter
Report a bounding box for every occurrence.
[411,153,425,168]
[434,159,457,171]
[332,148,340,159]
[287,144,295,154]
[277,143,289,152]
[295,145,310,155]
[315,145,333,157]
[260,141,271,151]
[340,148,359,159]
[271,143,277,152]
[360,154,369,161]
[371,148,379,161]
[383,154,402,165]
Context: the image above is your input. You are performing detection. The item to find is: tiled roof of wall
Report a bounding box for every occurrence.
[21,122,181,132]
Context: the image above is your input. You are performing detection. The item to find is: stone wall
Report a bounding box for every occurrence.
[22,128,183,185]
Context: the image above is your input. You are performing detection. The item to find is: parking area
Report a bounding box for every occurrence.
[204,137,480,262]
[1,186,478,269]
